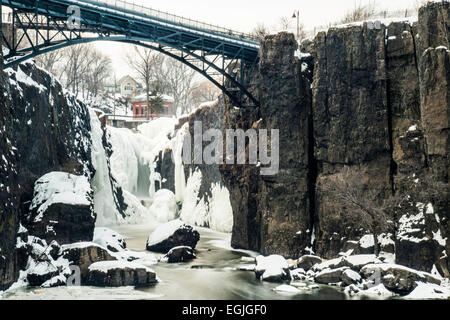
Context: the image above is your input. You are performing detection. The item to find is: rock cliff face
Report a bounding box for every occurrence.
[0,61,94,289]
[0,29,20,291]
[220,2,449,276]
[254,33,313,257]
[312,24,393,259]
[0,61,127,290]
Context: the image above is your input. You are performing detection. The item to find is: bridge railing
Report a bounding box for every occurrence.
[73,0,259,44]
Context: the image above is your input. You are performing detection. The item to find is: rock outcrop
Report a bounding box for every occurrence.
[312,24,393,259]
[221,33,314,258]
[220,2,449,278]
[26,172,96,245]
[1,61,94,290]
[146,220,200,253]
[86,261,157,287]
[0,60,127,290]
[162,246,196,263]
[61,242,116,281]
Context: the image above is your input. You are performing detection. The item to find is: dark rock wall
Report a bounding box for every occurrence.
[257,33,313,257]
[0,62,94,289]
[312,24,393,259]
[222,2,449,275]
[0,61,127,290]
[0,8,20,289]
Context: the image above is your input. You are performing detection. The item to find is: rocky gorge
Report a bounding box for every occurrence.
[157,1,449,286]
[0,1,449,299]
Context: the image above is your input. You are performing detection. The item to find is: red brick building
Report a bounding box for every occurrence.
[132,94,174,119]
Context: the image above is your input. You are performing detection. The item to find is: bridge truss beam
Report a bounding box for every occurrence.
[1,1,260,107]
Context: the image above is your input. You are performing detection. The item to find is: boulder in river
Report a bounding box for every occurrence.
[146,220,200,253]
[86,261,157,287]
[255,255,291,283]
[61,242,116,280]
[342,269,362,286]
[297,255,322,271]
[93,227,127,252]
[314,267,348,284]
[162,246,196,263]
[360,263,441,295]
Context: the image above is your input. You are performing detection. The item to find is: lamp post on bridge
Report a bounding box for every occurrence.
[292,10,300,46]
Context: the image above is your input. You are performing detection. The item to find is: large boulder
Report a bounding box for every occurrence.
[343,254,383,272]
[255,255,291,283]
[314,267,348,285]
[61,242,116,281]
[297,255,322,271]
[93,227,127,253]
[86,261,157,287]
[361,263,441,295]
[146,220,200,253]
[342,269,362,286]
[26,172,95,245]
[162,246,196,263]
[16,235,71,288]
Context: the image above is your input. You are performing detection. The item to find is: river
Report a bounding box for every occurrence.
[2,223,348,300]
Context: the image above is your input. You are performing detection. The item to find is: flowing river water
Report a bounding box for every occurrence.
[2,223,348,300]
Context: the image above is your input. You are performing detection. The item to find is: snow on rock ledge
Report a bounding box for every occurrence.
[29,172,92,218]
[61,242,116,281]
[26,172,95,244]
[87,261,157,287]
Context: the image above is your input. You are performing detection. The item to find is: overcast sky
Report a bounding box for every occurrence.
[94,0,418,79]
[130,0,417,31]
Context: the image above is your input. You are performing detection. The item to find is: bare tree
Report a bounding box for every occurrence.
[158,57,196,115]
[339,1,378,24]
[34,50,64,77]
[189,80,221,107]
[279,16,293,30]
[252,23,270,42]
[318,165,403,256]
[84,50,112,98]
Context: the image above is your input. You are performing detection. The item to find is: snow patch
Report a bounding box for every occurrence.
[88,261,154,273]
[29,172,92,222]
[149,189,178,223]
[146,219,184,248]
[89,108,121,226]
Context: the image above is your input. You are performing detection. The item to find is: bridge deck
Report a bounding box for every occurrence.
[2,0,260,62]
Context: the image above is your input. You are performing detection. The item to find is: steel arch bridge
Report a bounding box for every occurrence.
[1,0,260,107]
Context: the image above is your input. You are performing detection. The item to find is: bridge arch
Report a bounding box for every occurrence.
[1,0,260,107]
